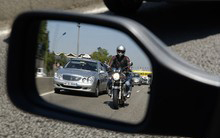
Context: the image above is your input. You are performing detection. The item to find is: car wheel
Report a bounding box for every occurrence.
[103,0,143,14]
[94,84,100,97]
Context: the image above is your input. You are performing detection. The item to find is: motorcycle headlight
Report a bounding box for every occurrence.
[112,73,120,81]
[54,72,63,80]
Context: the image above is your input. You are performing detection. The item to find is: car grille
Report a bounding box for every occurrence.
[63,75,81,81]
[133,79,139,82]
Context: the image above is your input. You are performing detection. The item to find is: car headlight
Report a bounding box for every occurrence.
[112,73,120,81]
[87,76,95,83]
[54,72,63,80]
[82,78,87,83]
[82,76,95,84]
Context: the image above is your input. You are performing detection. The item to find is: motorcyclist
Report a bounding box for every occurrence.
[108,45,132,98]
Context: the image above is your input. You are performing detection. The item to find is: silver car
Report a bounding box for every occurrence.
[54,58,109,97]
[132,73,142,86]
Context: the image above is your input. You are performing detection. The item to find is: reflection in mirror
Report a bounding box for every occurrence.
[36,20,153,124]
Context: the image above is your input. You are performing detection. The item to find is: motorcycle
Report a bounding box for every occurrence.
[109,67,130,109]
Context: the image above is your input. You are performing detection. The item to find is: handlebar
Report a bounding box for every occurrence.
[109,67,131,74]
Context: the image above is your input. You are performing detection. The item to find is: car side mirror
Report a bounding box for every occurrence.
[7,11,220,138]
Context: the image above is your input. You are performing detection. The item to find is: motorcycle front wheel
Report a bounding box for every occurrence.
[113,89,119,109]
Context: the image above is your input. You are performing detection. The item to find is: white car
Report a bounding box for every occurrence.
[36,68,46,77]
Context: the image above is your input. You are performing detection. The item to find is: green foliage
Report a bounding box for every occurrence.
[91,47,112,64]
[37,20,56,74]
[46,52,55,73]
[37,21,49,59]
[56,53,68,67]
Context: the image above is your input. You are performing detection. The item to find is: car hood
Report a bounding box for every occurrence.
[57,68,97,77]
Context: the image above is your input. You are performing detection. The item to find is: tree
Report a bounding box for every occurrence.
[46,52,55,73]
[37,21,49,59]
[37,21,56,75]
[91,47,112,63]
[56,53,68,67]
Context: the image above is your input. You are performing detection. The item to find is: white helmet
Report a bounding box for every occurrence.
[117,45,126,57]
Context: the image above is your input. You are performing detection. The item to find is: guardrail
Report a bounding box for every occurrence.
[36,77,54,95]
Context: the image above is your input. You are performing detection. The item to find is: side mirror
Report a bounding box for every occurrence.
[7,11,220,138]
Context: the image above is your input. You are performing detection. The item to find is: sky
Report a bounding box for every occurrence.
[47,20,152,70]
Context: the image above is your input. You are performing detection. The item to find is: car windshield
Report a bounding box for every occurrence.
[65,60,98,72]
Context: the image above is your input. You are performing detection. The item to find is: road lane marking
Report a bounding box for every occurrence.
[40,91,54,96]
[135,85,149,93]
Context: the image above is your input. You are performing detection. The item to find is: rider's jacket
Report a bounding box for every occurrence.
[109,55,131,73]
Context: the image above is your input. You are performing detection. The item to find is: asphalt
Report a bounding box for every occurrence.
[41,85,149,124]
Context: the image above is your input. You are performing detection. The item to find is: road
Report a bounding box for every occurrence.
[41,85,150,124]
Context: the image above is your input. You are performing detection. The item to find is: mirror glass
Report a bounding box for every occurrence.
[36,20,153,124]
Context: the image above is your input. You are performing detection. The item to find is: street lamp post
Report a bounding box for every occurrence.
[77,23,81,57]
[54,32,66,65]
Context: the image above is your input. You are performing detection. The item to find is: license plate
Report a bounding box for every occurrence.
[64,82,77,86]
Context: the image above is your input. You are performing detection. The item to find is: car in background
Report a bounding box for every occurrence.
[141,73,153,85]
[141,76,149,85]
[54,58,109,97]
[132,70,152,85]
[132,73,142,86]
[36,68,46,77]
[147,73,153,84]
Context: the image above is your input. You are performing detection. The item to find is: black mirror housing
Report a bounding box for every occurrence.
[7,11,220,138]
